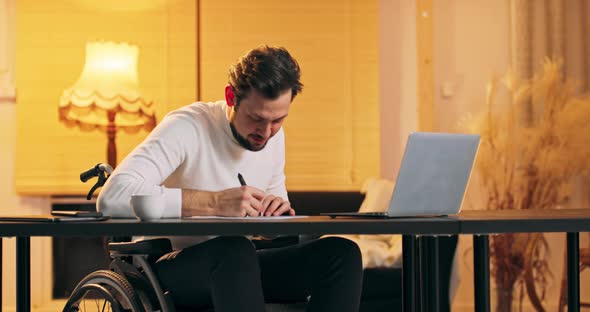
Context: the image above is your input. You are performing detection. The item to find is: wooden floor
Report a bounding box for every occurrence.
[2,299,66,312]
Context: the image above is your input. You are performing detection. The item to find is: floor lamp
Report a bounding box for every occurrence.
[59,41,156,167]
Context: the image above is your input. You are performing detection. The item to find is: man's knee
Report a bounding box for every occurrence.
[323,236,361,255]
[317,236,362,267]
[307,237,363,287]
[205,236,257,261]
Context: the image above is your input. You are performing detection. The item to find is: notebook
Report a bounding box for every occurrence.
[322,132,480,218]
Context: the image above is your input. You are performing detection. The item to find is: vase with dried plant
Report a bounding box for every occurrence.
[462,59,590,311]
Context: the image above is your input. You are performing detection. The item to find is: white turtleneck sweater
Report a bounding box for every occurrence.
[97,101,288,249]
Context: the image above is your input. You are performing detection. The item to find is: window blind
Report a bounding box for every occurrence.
[199,0,380,191]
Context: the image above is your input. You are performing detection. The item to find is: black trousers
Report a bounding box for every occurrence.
[154,236,363,312]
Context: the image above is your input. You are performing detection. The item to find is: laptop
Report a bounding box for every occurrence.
[322,132,480,218]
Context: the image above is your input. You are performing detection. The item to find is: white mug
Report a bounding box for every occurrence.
[130,194,165,221]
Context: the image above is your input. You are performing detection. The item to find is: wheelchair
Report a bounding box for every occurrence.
[61,163,177,312]
[62,163,306,312]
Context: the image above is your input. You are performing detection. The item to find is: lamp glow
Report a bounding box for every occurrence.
[59,41,156,166]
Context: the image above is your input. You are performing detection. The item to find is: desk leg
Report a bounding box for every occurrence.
[421,236,440,312]
[16,237,30,312]
[473,235,490,312]
[567,232,580,312]
[1,238,3,312]
[403,235,417,312]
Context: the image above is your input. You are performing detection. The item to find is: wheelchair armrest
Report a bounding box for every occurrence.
[108,238,173,258]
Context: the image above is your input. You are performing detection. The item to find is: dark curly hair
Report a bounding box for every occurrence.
[228,45,303,105]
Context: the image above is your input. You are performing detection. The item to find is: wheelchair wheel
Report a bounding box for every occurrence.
[62,270,145,312]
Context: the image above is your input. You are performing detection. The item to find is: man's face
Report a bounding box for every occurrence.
[229,89,292,151]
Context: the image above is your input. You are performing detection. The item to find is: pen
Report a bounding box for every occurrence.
[238,173,247,186]
[238,173,261,216]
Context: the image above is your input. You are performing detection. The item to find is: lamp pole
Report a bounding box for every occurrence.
[107,110,117,167]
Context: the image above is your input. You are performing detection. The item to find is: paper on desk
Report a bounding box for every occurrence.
[187,215,309,220]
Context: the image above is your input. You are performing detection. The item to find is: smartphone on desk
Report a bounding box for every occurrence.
[51,210,103,218]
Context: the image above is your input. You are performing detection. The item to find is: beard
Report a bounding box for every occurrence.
[229,121,267,151]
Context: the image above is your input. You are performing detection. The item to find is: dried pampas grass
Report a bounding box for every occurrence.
[462,59,590,311]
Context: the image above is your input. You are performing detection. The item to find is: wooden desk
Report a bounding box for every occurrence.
[457,209,590,312]
[4,209,589,312]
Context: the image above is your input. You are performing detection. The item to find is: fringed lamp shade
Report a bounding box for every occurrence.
[59,41,156,167]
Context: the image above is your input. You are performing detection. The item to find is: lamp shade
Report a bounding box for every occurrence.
[59,41,157,166]
[59,41,156,132]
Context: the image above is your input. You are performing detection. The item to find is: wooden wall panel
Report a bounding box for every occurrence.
[417,0,434,132]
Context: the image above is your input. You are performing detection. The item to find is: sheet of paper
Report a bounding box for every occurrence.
[187,215,309,220]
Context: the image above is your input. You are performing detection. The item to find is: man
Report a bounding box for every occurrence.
[97,45,363,312]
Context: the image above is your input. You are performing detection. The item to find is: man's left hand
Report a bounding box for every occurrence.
[261,195,295,216]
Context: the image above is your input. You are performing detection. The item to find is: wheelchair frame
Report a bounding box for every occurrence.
[62,238,176,312]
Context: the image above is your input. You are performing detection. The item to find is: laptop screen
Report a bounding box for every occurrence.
[387,132,480,217]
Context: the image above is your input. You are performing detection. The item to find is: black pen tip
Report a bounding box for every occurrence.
[237,173,247,186]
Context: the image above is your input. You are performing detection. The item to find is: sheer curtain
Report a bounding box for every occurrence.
[510,0,590,206]
[511,0,590,91]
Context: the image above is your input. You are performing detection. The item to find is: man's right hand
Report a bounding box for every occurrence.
[214,186,266,217]
[181,186,266,217]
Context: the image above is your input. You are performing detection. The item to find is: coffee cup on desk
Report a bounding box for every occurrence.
[131,194,165,221]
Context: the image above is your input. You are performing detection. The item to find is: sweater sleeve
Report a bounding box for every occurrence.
[265,129,289,202]
[97,113,193,218]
